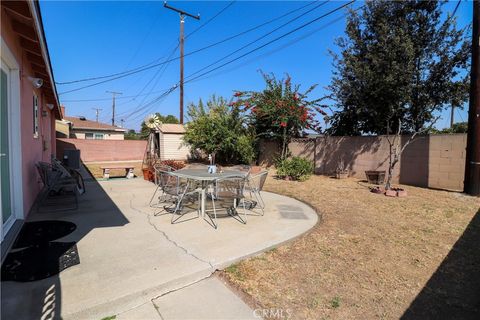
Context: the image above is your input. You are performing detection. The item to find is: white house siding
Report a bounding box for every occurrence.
[159,133,189,160]
[72,131,124,140]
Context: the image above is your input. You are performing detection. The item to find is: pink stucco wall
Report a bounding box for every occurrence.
[2,10,58,217]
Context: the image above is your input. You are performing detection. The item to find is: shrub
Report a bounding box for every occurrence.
[160,160,185,171]
[183,95,256,164]
[276,157,314,181]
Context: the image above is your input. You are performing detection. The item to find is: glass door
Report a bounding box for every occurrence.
[1,65,13,236]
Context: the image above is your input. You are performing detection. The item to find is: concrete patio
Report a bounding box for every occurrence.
[1,176,318,320]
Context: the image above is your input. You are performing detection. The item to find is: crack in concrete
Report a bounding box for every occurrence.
[129,199,216,270]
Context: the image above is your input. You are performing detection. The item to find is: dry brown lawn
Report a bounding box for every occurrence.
[224,173,479,319]
[84,161,143,179]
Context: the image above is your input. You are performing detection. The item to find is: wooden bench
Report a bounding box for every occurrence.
[100,166,135,179]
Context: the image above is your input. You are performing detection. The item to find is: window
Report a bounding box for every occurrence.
[85,132,104,140]
[33,94,39,138]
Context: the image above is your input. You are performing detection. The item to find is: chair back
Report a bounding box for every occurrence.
[214,176,246,200]
[248,171,268,192]
[36,162,60,187]
[162,172,194,197]
[51,158,73,178]
[154,164,173,185]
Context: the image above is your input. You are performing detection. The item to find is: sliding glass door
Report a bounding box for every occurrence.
[0,65,13,233]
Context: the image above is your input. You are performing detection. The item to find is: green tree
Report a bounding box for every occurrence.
[430,121,468,134]
[327,0,470,135]
[140,113,179,139]
[183,95,255,164]
[234,72,324,159]
[124,129,141,140]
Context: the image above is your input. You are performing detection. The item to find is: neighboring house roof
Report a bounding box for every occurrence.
[157,124,186,134]
[64,116,126,132]
[1,0,62,119]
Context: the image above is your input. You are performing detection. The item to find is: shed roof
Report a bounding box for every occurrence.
[157,124,186,134]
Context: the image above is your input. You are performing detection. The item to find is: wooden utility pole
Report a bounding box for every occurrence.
[164,1,200,124]
[450,105,455,128]
[106,91,122,126]
[92,107,102,123]
[464,0,480,196]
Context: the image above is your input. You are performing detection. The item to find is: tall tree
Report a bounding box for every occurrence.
[327,0,471,135]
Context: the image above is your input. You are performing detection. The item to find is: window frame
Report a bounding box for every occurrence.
[33,94,39,138]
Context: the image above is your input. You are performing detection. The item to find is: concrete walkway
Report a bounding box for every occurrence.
[1,177,318,320]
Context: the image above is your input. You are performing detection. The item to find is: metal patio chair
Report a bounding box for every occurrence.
[51,158,85,194]
[149,164,174,208]
[206,176,247,229]
[245,171,268,216]
[35,161,79,211]
[163,172,201,224]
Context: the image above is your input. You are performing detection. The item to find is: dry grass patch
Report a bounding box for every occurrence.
[84,161,143,179]
[224,174,479,319]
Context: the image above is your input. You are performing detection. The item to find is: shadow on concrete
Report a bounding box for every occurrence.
[401,209,480,319]
[1,139,129,320]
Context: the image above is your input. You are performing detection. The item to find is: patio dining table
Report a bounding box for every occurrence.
[169,168,247,217]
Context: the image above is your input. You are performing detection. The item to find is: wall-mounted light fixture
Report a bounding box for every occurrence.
[27,76,43,89]
[46,104,54,110]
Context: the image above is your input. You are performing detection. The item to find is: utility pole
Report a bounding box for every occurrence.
[120,119,125,128]
[92,107,102,123]
[464,0,480,196]
[106,91,122,126]
[450,105,455,128]
[164,1,200,124]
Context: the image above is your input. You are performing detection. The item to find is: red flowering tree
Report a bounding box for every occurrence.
[233,72,325,159]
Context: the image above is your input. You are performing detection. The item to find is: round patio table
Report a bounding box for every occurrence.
[169,168,247,217]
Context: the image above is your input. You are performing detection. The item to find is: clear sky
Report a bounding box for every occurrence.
[39,0,474,131]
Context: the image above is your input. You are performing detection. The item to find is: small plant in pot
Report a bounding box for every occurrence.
[335,160,349,179]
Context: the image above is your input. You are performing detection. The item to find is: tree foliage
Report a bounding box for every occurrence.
[327,0,470,135]
[234,72,325,159]
[124,129,142,140]
[183,95,255,164]
[430,121,468,134]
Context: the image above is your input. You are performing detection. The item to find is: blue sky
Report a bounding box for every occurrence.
[39,0,473,131]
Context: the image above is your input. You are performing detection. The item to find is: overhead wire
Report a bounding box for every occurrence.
[55,1,319,91]
[184,0,355,84]
[185,0,329,82]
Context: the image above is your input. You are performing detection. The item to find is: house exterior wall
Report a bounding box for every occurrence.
[1,10,57,217]
[71,130,124,140]
[159,132,190,160]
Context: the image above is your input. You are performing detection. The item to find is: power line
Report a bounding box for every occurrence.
[115,45,179,119]
[188,6,362,84]
[185,0,329,82]
[60,87,172,102]
[185,1,236,39]
[56,1,318,90]
[185,0,355,84]
[123,1,351,124]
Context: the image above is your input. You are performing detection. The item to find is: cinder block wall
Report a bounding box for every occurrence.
[57,138,147,162]
[259,134,467,191]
